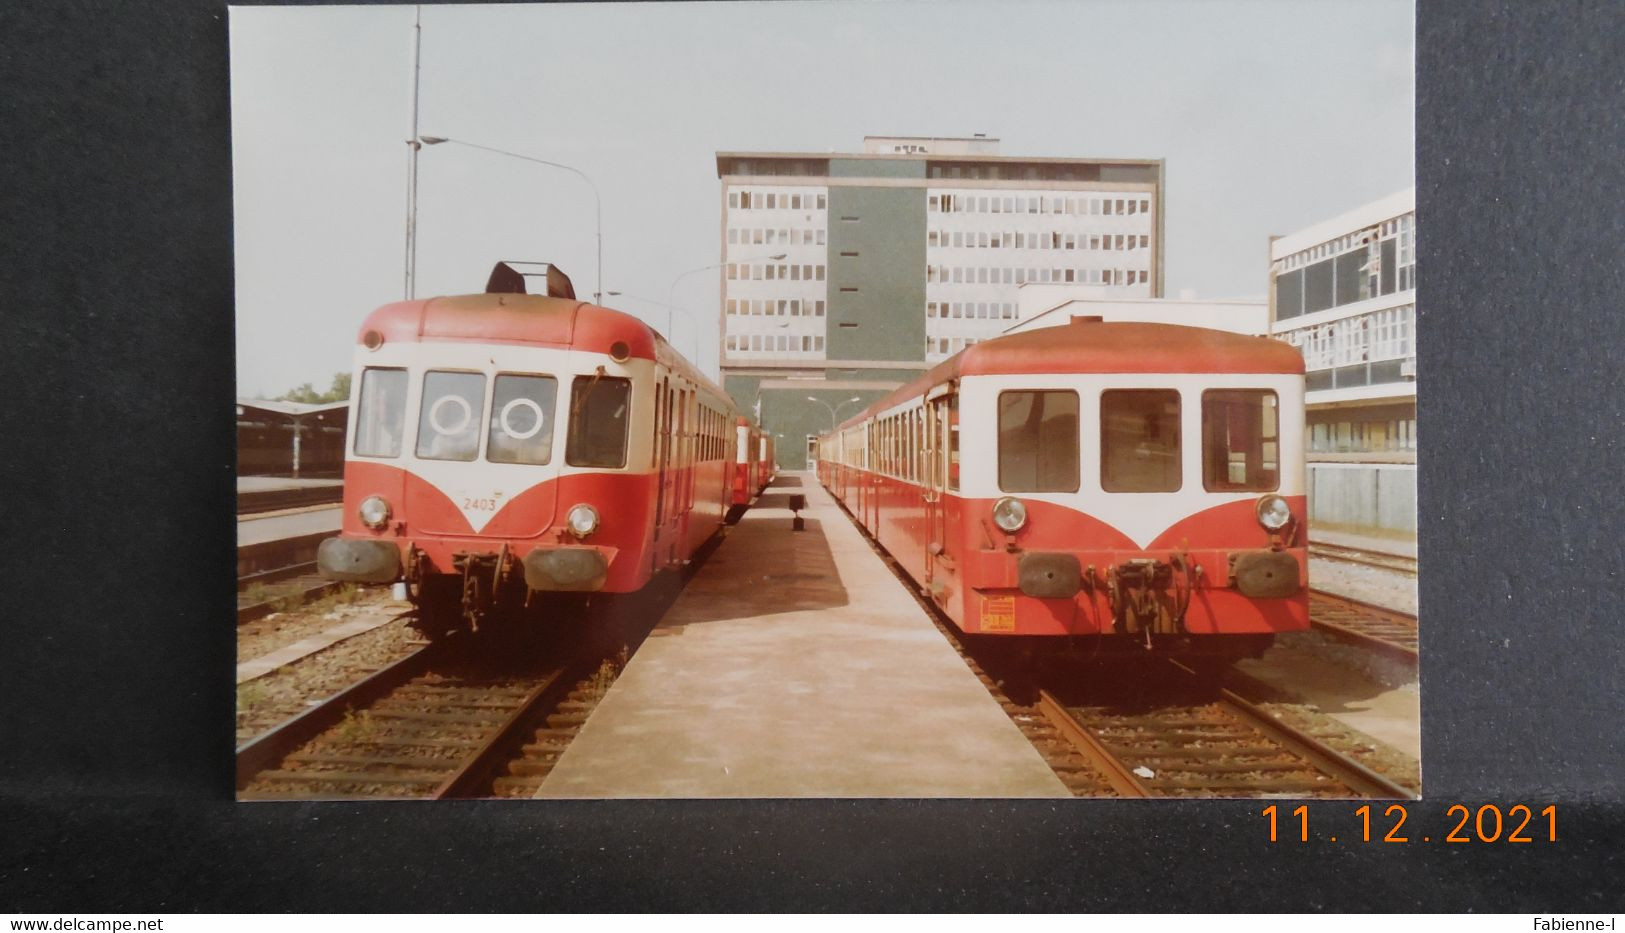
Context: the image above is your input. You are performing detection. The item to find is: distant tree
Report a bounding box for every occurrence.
[276,371,352,404]
[327,371,352,402]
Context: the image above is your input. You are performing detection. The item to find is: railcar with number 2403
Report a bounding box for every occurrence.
[316,266,757,638]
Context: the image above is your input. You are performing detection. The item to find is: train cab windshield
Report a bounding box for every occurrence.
[989,386,1283,495]
[487,374,558,465]
[416,371,485,462]
[1101,390,1183,493]
[998,390,1080,492]
[566,375,631,468]
[354,367,407,458]
[1201,389,1279,491]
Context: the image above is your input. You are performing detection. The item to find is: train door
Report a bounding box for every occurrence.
[925,392,951,583]
[855,423,867,525]
[679,387,695,524]
[654,377,670,540]
[865,421,880,531]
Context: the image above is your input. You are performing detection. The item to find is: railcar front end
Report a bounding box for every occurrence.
[826,320,1309,663]
[316,292,732,637]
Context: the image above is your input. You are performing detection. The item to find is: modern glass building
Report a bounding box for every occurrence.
[716,136,1165,468]
[1269,188,1417,536]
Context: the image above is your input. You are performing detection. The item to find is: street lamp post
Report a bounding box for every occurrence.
[806,395,863,432]
[604,290,703,359]
[418,135,604,304]
[666,253,785,341]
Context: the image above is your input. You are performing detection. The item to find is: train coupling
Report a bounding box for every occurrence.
[1105,556,1197,643]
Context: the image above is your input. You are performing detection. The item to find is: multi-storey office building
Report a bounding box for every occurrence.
[716,136,1164,468]
[1269,188,1417,536]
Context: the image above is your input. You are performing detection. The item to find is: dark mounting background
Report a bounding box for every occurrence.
[1,0,1621,912]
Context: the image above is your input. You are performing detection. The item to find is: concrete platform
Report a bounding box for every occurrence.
[237,507,341,548]
[237,507,342,579]
[237,476,343,514]
[537,474,1068,798]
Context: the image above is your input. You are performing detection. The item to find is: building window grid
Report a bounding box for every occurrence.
[730,188,828,212]
[725,184,1162,365]
[1282,304,1415,371]
[1275,211,1416,281]
[931,193,1151,216]
[1308,417,1417,454]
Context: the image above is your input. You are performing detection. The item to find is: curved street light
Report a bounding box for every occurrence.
[667,252,786,344]
[604,290,704,359]
[806,395,864,432]
[419,135,604,304]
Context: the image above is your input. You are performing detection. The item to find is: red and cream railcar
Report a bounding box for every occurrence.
[757,432,776,492]
[727,417,776,519]
[317,288,741,637]
[816,317,1308,662]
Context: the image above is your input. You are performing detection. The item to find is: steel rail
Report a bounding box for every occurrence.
[1038,675,1417,800]
[1309,589,1419,664]
[1036,690,1151,797]
[1215,686,1416,799]
[1308,541,1418,575]
[431,663,576,799]
[235,643,440,790]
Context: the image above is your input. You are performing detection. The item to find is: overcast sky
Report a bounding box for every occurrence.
[231,0,1413,397]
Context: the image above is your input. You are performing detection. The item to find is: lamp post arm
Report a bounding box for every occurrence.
[428,138,604,304]
[667,264,722,337]
[806,397,838,432]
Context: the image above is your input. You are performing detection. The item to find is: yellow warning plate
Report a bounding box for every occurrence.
[980,595,1017,633]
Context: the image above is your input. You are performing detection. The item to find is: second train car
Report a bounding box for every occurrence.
[816,316,1308,665]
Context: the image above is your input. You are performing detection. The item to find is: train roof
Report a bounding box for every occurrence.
[356,294,731,402]
[838,319,1303,431]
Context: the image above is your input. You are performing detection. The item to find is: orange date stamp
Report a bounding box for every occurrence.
[1263,804,1558,843]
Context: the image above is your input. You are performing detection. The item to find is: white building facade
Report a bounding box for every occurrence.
[923,184,1157,360]
[1269,188,1417,535]
[716,137,1165,469]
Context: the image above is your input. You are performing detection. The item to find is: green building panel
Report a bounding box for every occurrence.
[825,184,927,363]
[723,375,899,471]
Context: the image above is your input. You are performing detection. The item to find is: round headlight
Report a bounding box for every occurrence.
[358,495,392,529]
[1255,494,1292,531]
[567,503,600,539]
[991,496,1027,534]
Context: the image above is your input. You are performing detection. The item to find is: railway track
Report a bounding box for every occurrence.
[1037,675,1415,798]
[1308,539,1417,575]
[825,489,1418,797]
[237,570,342,624]
[236,638,599,800]
[1309,589,1418,664]
[235,538,714,800]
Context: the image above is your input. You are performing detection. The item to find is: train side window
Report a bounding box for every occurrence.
[998,390,1080,493]
[1100,389,1182,493]
[1201,389,1279,492]
[486,374,558,465]
[566,376,633,468]
[415,370,486,462]
[354,367,407,458]
[947,393,960,491]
